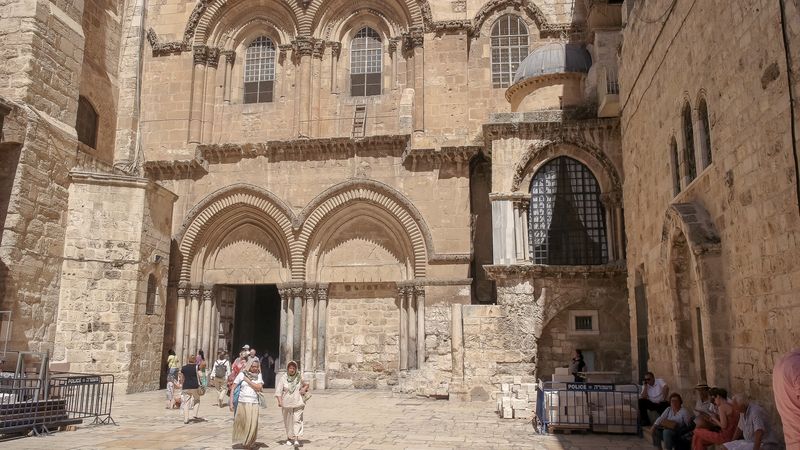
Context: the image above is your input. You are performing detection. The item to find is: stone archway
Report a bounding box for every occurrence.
[661,202,729,390]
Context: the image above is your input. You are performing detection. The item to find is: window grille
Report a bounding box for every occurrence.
[698,99,712,167]
[529,156,608,265]
[491,15,529,88]
[146,274,157,315]
[244,36,275,104]
[350,27,382,97]
[76,96,98,149]
[575,316,593,331]
[671,137,681,196]
[682,103,697,182]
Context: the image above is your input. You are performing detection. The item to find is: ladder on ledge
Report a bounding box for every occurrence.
[352,104,367,138]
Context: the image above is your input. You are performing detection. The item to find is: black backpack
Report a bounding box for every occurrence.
[214,360,227,379]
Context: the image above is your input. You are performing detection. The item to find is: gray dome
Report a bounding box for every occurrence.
[513,43,592,84]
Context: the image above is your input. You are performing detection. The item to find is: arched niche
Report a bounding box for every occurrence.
[306,203,414,283]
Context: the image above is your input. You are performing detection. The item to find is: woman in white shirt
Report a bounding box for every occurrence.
[230,357,264,449]
[275,361,309,447]
[651,393,693,449]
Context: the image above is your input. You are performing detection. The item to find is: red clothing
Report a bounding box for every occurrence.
[691,408,738,450]
[774,350,800,449]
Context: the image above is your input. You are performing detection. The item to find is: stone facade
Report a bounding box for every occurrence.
[0,3,797,445]
[619,0,800,441]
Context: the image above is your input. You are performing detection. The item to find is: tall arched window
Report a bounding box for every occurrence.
[76,95,98,149]
[146,274,157,315]
[681,102,697,184]
[491,15,529,88]
[350,27,382,97]
[529,156,608,265]
[670,136,681,196]
[698,98,712,167]
[244,36,276,104]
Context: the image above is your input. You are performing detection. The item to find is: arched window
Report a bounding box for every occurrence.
[146,274,157,315]
[698,98,712,167]
[491,15,529,88]
[350,27,382,97]
[76,95,98,148]
[529,156,608,265]
[244,36,276,104]
[670,136,681,196]
[681,102,697,184]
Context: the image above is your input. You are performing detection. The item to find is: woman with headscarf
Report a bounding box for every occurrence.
[230,357,264,449]
[275,361,309,447]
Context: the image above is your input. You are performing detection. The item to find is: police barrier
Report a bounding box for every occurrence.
[537,381,640,434]
[0,376,81,437]
[48,373,116,425]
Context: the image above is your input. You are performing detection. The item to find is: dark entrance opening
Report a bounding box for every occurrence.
[232,285,281,367]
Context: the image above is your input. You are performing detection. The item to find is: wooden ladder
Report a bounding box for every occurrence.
[352,104,367,138]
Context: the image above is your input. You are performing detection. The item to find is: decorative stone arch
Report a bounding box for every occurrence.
[660,202,729,390]
[330,9,399,43]
[511,139,622,195]
[305,0,423,38]
[175,184,297,284]
[194,0,301,46]
[471,0,549,39]
[140,256,169,315]
[212,16,291,51]
[296,180,431,280]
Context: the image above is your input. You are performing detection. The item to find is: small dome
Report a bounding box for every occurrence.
[513,43,592,84]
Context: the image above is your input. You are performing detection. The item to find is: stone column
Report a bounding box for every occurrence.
[513,202,524,262]
[408,287,417,370]
[211,298,219,359]
[414,285,425,369]
[295,39,313,136]
[290,284,304,366]
[188,46,208,143]
[450,303,466,399]
[310,41,324,137]
[201,49,219,142]
[278,286,291,370]
[303,286,316,378]
[316,284,328,373]
[329,43,340,93]
[188,286,201,360]
[222,51,235,103]
[398,286,408,372]
[175,284,188,362]
[600,191,622,261]
[520,200,530,261]
[202,287,213,355]
[409,31,425,133]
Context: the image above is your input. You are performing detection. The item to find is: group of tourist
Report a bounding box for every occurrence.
[165,345,310,449]
[640,372,780,450]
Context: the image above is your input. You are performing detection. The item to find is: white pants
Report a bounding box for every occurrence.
[282,406,304,438]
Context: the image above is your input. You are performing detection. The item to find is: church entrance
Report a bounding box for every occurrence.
[229,285,281,371]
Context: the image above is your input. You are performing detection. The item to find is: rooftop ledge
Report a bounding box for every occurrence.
[483,262,627,280]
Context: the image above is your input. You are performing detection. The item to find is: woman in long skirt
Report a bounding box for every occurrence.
[230,357,264,449]
[275,361,309,447]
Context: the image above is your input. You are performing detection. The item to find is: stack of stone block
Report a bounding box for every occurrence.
[495,379,538,419]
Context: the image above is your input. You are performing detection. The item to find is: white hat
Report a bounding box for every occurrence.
[242,344,250,350]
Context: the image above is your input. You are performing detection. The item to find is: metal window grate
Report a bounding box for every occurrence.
[575,315,593,331]
[698,99,712,167]
[529,156,608,265]
[490,15,529,88]
[351,27,382,96]
[244,36,276,104]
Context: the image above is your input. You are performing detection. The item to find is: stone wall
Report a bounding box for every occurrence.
[326,283,399,389]
[0,101,80,355]
[619,0,800,437]
[52,171,175,393]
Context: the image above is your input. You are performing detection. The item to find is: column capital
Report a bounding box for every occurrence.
[317,286,328,301]
[413,285,426,298]
[304,286,316,300]
[600,190,623,208]
[202,286,214,301]
[189,286,202,297]
[177,282,190,297]
[402,28,424,54]
[206,47,220,68]
[328,42,341,58]
[221,50,236,65]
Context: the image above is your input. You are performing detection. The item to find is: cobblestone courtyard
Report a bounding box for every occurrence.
[3,389,651,449]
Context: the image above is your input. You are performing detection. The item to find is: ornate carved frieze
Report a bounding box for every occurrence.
[146,28,190,56]
[197,135,410,166]
[483,263,627,281]
[143,158,209,181]
[193,45,208,65]
[402,146,482,166]
[402,28,425,54]
[294,36,315,57]
[202,287,214,301]
[221,50,236,65]
[388,37,401,54]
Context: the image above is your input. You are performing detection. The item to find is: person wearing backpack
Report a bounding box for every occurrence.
[210,351,231,408]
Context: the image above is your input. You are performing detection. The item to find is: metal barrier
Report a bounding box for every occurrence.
[0,376,77,436]
[48,373,116,425]
[538,381,640,434]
